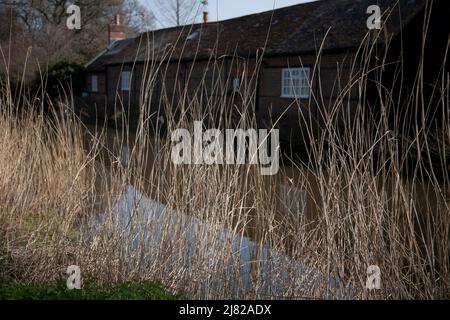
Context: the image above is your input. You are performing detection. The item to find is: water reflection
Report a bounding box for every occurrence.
[89,184,350,299]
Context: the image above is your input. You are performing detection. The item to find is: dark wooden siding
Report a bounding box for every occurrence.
[256,52,358,148]
[85,72,106,95]
[87,51,359,142]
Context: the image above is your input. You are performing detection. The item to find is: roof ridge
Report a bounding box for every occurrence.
[84,0,427,71]
[140,0,321,35]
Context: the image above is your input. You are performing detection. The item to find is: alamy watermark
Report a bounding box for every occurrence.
[66,4,81,30]
[171,121,280,176]
[366,265,381,290]
[66,4,382,31]
[366,5,382,30]
[66,265,81,290]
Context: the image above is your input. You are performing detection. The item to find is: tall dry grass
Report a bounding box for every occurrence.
[0,3,449,299]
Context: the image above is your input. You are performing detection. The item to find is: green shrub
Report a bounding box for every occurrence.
[41,60,84,98]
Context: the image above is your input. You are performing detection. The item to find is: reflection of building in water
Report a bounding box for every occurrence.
[121,144,130,167]
[89,184,350,299]
[278,184,308,216]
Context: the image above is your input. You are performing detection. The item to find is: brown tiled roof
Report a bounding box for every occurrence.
[84,37,136,71]
[85,0,426,72]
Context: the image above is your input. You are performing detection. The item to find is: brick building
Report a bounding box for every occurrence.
[81,0,447,149]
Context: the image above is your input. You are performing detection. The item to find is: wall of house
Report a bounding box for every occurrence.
[85,73,106,95]
[375,1,448,132]
[257,52,358,150]
[105,64,142,126]
[182,58,259,126]
[80,72,108,121]
[84,50,359,145]
[117,58,250,127]
[102,61,194,128]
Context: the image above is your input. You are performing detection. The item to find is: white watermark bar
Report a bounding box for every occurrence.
[171,121,280,176]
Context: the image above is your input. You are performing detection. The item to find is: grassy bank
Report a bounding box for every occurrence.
[0,277,181,300]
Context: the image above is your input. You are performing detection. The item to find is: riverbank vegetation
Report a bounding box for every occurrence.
[0,277,180,300]
[0,11,448,299]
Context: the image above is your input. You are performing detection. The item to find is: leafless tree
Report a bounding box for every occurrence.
[0,0,155,33]
[123,0,156,32]
[0,0,156,81]
[149,0,204,27]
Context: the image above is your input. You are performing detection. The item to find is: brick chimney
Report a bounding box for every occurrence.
[201,0,209,23]
[108,14,127,44]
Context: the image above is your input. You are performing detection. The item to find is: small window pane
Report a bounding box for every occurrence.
[121,71,131,91]
[281,67,310,98]
[91,75,98,93]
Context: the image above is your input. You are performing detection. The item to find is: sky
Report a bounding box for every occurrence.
[141,0,316,28]
[203,0,315,22]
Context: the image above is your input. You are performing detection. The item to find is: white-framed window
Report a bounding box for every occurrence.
[120,71,131,91]
[91,75,98,93]
[281,67,310,98]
